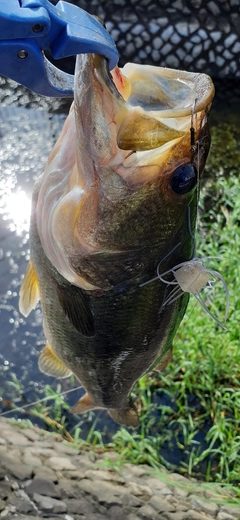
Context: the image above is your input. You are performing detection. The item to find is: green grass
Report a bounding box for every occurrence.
[2,118,240,488]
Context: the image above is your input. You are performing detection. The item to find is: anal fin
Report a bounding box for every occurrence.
[38,342,72,379]
[19,260,39,317]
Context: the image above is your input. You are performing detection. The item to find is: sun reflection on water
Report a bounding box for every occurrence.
[0,189,31,235]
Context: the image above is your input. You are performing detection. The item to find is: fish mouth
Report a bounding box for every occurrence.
[73,53,214,189]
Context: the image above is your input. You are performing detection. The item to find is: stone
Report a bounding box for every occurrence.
[220,506,240,519]
[0,438,7,445]
[109,505,128,519]
[47,456,77,471]
[28,447,56,457]
[97,492,122,507]
[84,469,125,484]
[33,492,67,513]
[186,511,213,520]
[127,482,153,499]
[0,499,6,512]
[7,493,35,514]
[146,478,173,495]
[64,498,95,515]
[173,486,189,498]
[162,513,186,520]
[190,495,219,516]
[148,495,176,513]
[33,465,58,482]
[25,478,60,498]
[124,464,150,478]
[57,479,80,498]
[21,429,41,442]
[5,432,30,446]
[62,470,85,480]
[4,516,38,520]
[0,481,12,499]
[138,504,159,519]
[22,452,42,467]
[78,478,127,498]
[53,441,79,456]
[2,462,33,481]
[122,494,144,508]
[217,513,236,520]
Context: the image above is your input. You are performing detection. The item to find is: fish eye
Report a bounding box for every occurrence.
[170,164,197,195]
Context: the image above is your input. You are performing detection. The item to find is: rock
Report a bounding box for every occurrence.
[64,497,95,514]
[53,441,80,455]
[148,495,176,513]
[0,481,12,499]
[127,482,153,499]
[84,469,125,484]
[2,461,33,481]
[163,513,186,520]
[4,432,31,446]
[21,428,41,442]
[186,510,214,520]
[122,494,144,508]
[0,438,7,445]
[47,456,77,471]
[124,464,150,478]
[190,495,219,516]
[57,478,80,498]
[173,486,189,498]
[0,499,6,512]
[33,492,67,513]
[109,505,128,519]
[25,478,60,498]
[28,447,56,457]
[33,465,58,482]
[78,478,127,498]
[138,504,159,519]
[217,513,236,520]
[97,492,122,507]
[7,493,35,514]
[146,478,173,495]
[61,470,85,480]
[220,507,240,519]
[22,452,42,467]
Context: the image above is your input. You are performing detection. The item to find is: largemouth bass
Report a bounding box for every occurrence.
[19,54,214,427]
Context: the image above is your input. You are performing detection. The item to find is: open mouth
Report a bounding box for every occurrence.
[109,62,215,153]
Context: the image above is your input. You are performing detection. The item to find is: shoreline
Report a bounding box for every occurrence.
[0,417,239,520]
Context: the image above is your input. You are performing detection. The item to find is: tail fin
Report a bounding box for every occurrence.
[108,403,139,428]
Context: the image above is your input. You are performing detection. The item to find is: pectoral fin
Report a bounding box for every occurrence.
[38,342,72,379]
[71,393,96,414]
[19,260,40,317]
[56,284,95,337]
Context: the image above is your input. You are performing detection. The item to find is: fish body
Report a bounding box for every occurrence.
[20,54,214,426]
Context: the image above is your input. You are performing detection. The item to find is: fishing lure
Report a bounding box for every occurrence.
[156,256,230,330]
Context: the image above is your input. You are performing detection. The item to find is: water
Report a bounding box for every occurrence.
[0,75,239,474]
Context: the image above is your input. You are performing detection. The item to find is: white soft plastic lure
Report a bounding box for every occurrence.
[142,255,229,330]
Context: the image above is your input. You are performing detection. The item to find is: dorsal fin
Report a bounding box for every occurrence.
[38,342,72,379]
[19,260,40,317]
[56,283,95,337]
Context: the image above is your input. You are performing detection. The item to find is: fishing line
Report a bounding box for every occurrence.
[0,385,83,417]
